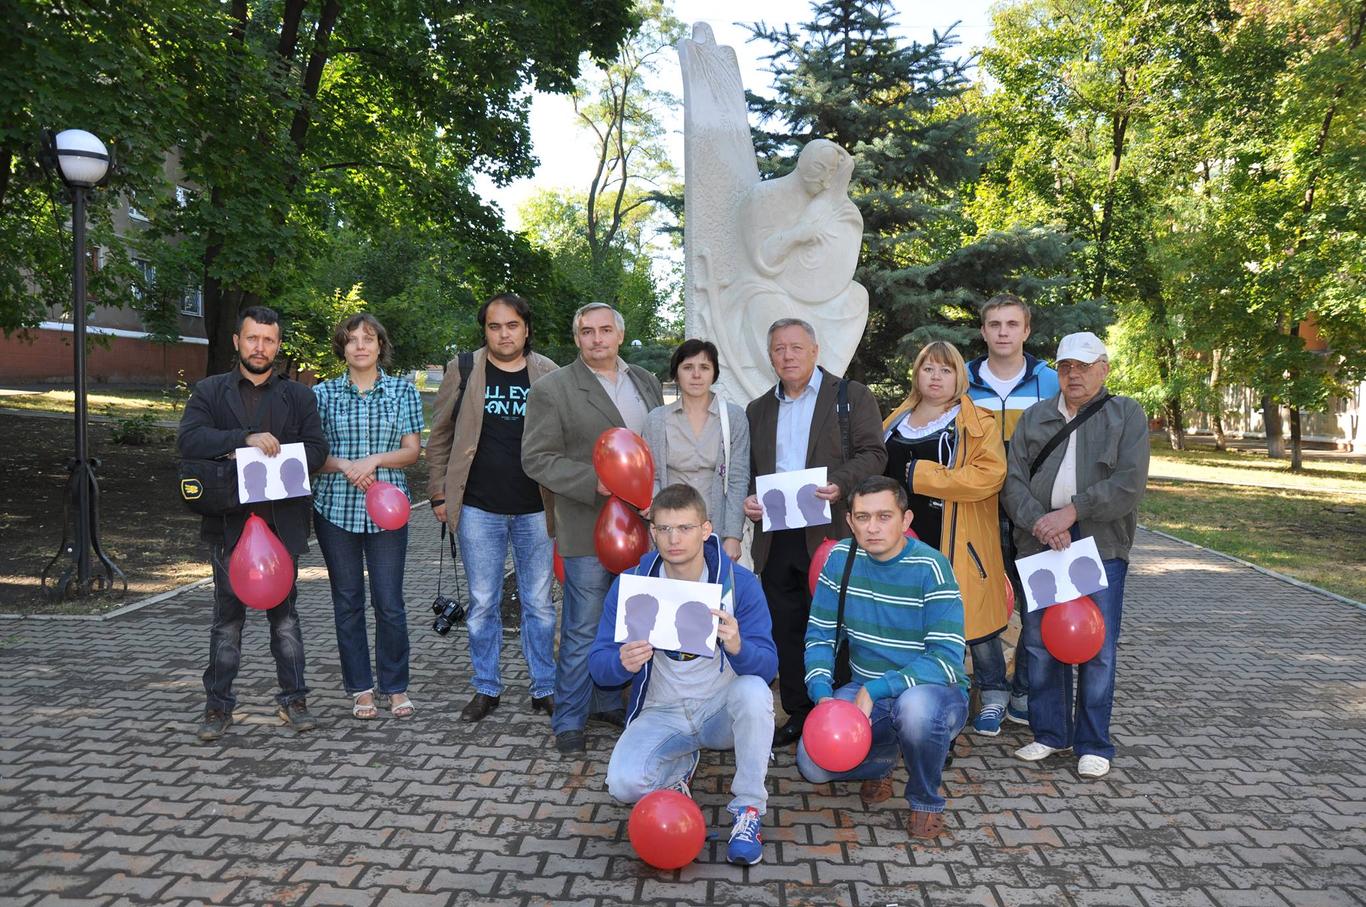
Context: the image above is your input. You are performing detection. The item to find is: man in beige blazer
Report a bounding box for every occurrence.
[426,293,560,725]
[522,302,664,754]
[744,318,886,747]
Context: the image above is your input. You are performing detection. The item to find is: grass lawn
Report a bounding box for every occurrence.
[0,386,185,421]
[1148,439,1366,494]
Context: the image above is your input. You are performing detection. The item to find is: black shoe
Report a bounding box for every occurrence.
[555,730,586,754]
[277,699,317,733]
[531,695,555,716]
[460,693,501,723]
[589,708,626,729]
[773,717,804,748]
[197,709,232,742]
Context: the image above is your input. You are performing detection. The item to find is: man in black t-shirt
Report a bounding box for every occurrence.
[426,294,560,723]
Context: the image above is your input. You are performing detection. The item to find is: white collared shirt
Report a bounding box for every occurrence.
[774,368,823,473]
[1050,395,1079,509]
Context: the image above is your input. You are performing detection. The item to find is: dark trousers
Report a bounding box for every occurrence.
[760,529,815,724]
[1001,512,1030,700]
[204,540,308,713]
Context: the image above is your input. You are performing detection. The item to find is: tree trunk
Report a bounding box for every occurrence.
[1289,406,1303,471]
[1165,394,1185,451]
[1210,349,1227,450]
[1261,394,1285,458]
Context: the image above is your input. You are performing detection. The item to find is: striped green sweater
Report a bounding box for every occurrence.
[804,538,968,703]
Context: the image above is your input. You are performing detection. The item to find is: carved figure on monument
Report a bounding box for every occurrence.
[679,23,868,403]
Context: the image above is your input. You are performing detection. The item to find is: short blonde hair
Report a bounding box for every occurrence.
[904,341,968,410]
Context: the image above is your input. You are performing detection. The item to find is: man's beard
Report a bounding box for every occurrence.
[240,354,274,375]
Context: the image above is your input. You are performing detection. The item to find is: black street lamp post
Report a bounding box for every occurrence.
[39,128,126,599]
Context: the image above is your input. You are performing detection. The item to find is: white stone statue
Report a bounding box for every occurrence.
[679,22,869,403]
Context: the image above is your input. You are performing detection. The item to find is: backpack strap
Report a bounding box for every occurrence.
[451,351,476,419]
[718,398,731,480]
[835,538,859,650]
[1029,392,1112,478]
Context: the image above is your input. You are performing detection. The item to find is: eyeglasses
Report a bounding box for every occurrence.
[1056,360,1100,374]
[649,522,703,537]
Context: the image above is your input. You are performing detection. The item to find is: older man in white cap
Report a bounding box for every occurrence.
[1000,332,1149,779]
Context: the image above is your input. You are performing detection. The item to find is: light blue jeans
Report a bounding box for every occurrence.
[455,506,557,700]
[606,674,774,815]
[796,682,968,813]
[555,554,625,734]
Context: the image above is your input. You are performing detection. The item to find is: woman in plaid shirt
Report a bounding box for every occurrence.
[313,313,425,720]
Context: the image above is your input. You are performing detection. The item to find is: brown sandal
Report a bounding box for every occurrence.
[907,809,949,841]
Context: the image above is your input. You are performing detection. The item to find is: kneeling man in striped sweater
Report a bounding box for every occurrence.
[798,475,969,841]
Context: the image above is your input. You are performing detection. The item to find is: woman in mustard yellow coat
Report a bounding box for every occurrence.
[883,341,1012,736]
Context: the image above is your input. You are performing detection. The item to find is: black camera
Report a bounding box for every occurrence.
[431,594,466,635]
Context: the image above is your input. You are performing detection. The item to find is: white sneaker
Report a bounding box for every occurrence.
[1077,755,1111,778]
[1015,741,1062,762]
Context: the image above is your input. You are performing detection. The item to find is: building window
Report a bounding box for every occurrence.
[131,258,156,304]
[128,203,149,223]
[175,185,194,207]
[181,286,203,317]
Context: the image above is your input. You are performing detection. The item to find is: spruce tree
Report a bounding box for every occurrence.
[748,0,1091,397]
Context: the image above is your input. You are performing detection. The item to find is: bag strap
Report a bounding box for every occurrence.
[718,398,731,479]
[836,378,852,463]
[835,538,859,650]
[1029,392,1112,478]
[451,351,476,419]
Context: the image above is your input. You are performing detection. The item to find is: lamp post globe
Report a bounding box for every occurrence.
[52,129,111,188]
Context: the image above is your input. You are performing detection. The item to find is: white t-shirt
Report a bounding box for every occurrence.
[1050,396,1079,509]
[980,360,1026,400]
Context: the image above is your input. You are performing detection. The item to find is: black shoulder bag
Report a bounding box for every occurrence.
[833,538,859,688]
[1028,393,1112,479]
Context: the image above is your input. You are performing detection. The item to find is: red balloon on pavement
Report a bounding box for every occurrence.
[1041,595,1105,664]
[553,543,566,585]
[802,698,873,772]
[594,496,649,574]
[593,428,655,510]
[365,481,411,530]
[628,790,706,870]
[228,514,294,610]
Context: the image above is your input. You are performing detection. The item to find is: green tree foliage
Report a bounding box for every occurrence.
[747,0,1087,400]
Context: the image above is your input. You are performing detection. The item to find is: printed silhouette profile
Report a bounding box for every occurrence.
[1027,568,1059,609]
[795,483,827,526]
[1068,555,1104,597]
[673,600,716,657]
[761,488,789,530]
[623,593,660,643]
[279,456,309,498]
[242,460,269,504]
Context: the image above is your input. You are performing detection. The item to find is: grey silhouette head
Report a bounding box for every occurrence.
[1028,569,1058,608]
[674,600,714,655]
[624,593,660,643]
[279,457,308,496]
[1068,556,1103,596]
[762,488,788,530]
[243,460,269,502]
[795,483,825,524]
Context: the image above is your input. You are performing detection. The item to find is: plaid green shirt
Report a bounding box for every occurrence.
[313,370,424,533]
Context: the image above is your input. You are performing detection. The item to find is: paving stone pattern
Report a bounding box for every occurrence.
[2,509,1363,906]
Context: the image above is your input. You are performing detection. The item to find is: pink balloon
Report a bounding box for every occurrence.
[228,514,294,610]
[802,698,873,772]
[365,481,411,530]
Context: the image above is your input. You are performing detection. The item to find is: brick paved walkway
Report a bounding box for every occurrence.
[2,509,1363,906]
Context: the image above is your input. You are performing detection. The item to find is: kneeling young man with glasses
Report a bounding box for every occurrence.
[589,483,778,865]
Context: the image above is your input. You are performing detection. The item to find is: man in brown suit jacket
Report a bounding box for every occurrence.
[744,318,887,746]
[522,302,664,754]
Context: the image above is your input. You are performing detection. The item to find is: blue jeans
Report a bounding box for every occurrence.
[606,674,774,815]
[796,682,967,813]
[556,554,622,734]
[969,636,1010,709]
[203,541,307,712]
[314,514,411,695]
[455,506,557,700]
[1022,557,1127,760]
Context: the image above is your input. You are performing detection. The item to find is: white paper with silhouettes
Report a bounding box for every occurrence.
[1016,536,1109,612]
[614,573,722,658]
[755,466,831,533]
[235,442,311,504]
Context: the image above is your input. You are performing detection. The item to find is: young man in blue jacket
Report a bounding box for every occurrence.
[965,294,1060,734]
[589,483,778,866]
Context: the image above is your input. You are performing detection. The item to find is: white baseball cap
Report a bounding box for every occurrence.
[1056,332,1108,364]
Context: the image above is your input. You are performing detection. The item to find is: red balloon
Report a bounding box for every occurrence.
[553,543,566,585]
[628,790,706,870]
[1041,595,1106,664]
[594,496,649,574]
[365,481,411,530]
[803,698,874,772]
[228,514,294,610]
[593,428,654,510]
[807,537,839,597]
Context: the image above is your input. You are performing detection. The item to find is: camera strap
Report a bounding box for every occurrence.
[437,522,463,601]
